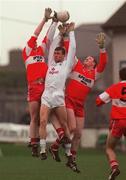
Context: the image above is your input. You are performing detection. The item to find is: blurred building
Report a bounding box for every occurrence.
[102,2,126,83]
[0,49,27,123]
[74,2,126,128]
[0,2,126,127]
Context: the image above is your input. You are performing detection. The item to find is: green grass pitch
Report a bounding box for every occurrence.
[0,143,125,180]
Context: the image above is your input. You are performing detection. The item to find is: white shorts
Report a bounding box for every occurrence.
[41,90,65,108]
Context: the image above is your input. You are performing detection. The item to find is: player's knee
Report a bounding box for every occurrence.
[40,118,47,128]
[31,115,39,123]
[69,126,76,134]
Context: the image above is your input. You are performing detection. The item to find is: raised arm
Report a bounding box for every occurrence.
[48,34,61,66]
[95,32,108,80]
[34,19,46,37]
[22,9,50,59]
[47,22,69,66]
[66,23,76,71]
[58,23,78,67]
[41,21,58,55]
[41,10,59,53]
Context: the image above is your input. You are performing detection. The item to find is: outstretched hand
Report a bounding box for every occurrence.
[52,11,59,22]
[96,32,106,49]
[66,22,75,33]
[44,8,52,22]
[58,24,67,35]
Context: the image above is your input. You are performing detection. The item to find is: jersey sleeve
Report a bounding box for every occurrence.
[99,91,111,104]
[22,35,37,60]
[48,34,61,66]
[27,35,37,48]
[66,31,76,71]
[95,49,107,80]
[96,96,106,106]
[40,22,58,55]
[63,38,78,69]
[105,85,115,98]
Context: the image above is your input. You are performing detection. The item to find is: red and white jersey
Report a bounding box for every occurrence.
[65,50,107,102]
[22,22,57,82]
[22,35,48,82]
[99,81,126,119]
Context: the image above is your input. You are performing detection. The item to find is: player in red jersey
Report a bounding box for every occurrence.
[22,8,58,156]
[65,32,107,172]
[49,32,107,172]
[96,67,126,180]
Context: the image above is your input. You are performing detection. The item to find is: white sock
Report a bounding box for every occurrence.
[65,143,72,156]
[40,139,46,153]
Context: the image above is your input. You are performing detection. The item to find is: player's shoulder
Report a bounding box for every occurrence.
[113,81,126,88]
[107,81,125,91]
[76,59,83,66]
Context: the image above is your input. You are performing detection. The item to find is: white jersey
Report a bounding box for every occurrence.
[42,31,76,108]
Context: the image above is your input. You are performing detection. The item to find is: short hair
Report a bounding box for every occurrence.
[54,46,66,55]
[119,67,126,80]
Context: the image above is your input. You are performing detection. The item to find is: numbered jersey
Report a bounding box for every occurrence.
[99,81,126,119]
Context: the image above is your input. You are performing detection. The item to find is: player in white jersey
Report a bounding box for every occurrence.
[39,23,76,160]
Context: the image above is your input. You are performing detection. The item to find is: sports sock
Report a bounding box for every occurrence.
[110,160,119,170]
[65,143,71,156]
[56,128,65,140]
[51,138,60,151]
[71,149,77,159]
[40,139,46,153]
[31,138,39,145]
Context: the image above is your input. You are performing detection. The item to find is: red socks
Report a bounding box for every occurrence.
[51,128,65,151]
[31,138,40,145]
[110,160,119,170]
[51,139,60,151]
[56,128,65,140]
[71,150,77,158]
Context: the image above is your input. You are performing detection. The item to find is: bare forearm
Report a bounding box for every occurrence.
[34,18,46,37]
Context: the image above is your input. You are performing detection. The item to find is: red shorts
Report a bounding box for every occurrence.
[27,82,44,102]
[110,119,126,138]
[65,96,85,117]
